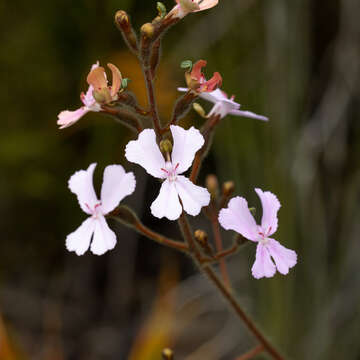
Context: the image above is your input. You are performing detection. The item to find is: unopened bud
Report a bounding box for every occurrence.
[206,174,219,199]
[194,229,208,245]
[162,348,174,360]
[180,60,193,72]
[157,2,167,19]
[121,78,131,89]
[141,23,155,39]
[115,10,129,27]
[222,181,235,196]
[160,139,173,154]
[193,103,206,118]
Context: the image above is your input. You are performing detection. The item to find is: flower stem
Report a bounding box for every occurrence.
[178,213,284,360]
[235,344,265,360]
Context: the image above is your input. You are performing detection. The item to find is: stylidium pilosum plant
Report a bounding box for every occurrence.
[57,1,297,359]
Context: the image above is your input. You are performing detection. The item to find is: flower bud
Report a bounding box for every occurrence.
[157,2,167,19]
[160,139,173,154]
[222,181,235,196]
[162,348,174,360]
[115,10,129,27]
[115,10,138,53]
[206,174,219,199]
[193,103,206,118]
[194,229,208,246]
[141,23,155,39]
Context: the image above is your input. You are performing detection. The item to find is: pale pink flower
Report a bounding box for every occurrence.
[57,62,101,129]
[219,189,297,279]
[66,163,136,255]
[125,125,210,220]
[168,0,218,19]
[178,87,268,121]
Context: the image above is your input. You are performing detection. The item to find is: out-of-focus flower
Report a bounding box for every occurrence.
[125,125,210,220]
[57,62,101,129]
[167,0,218,19]
[219,189,297,279]
[57,62,123,129]
[66,163,136,255]
[184,60,222,93]
[178,87,268,120]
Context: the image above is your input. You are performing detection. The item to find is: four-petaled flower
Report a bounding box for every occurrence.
[219,189,297,279]
[125,125,210,220]
[168,0,218,19]
[178,87,269,121]
[185,60,222,93]
[57,62,101,129]
[66,163,136,255]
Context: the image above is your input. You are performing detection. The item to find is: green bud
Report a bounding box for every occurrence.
[121,78,131,89]
[180,60,193,72]
[157,2,167,19]
[193,103,206,118]
[159,139,173,154]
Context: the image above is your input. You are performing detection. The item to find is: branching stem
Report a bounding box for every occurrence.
[178,213,284,360]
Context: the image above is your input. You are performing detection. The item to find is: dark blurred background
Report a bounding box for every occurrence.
[1,0,360,359]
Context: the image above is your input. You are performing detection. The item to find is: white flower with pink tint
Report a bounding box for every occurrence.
[178,87,268,121]
[66,163,136,255]
[219,189,297,279]
[57,62,101,129]
[168,0,218,19]
[125,125,210,220]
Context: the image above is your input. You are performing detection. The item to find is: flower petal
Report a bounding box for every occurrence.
[68,163,99,215]
[200,72,222,92]
[66,217,95,256]
[267,238,297,275]
[175,175,210,216]
[87,66,107,91]
[107,63,122,98]
[255,188,281,236]
[199,88,227,103]
[230,109,268,121]
[150,179,182,220]
[57,107,89,129]
[90,215,117,255]
[170,125,204,174]
[125,129,166,178]
[195,0,218,11]
[100,165,136,214]
[218,196,258,241]
[251,243,276,279]
[191,60,207,81]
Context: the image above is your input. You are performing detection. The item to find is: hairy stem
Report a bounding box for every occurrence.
[178,213,284,360]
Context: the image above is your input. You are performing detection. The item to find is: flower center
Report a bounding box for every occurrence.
[161,161,179,182]
[258,226,272,244]
[85,202,102,218]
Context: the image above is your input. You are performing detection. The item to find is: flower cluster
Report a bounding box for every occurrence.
[58,0,297,282]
